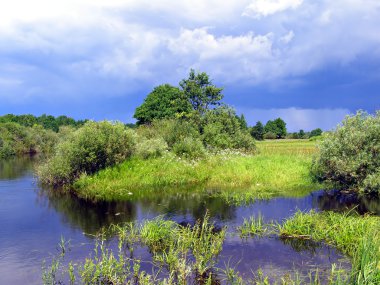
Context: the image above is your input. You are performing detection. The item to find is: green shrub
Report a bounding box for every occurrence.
[172,137,206,159]
[263,132,276,140]
[38,121,136,186]
[135,136,168,159]
[0,122,58,159]
[153,119,201,148]
[201,107,255,151]
[312,111,380,195]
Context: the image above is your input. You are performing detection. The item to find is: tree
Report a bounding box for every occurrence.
[310,128,322,138]
[134,84,192,125]
[237,114,248,130]
[264,118,287,139]
[250,121,264,140]
[179,69,223,115]
[298,129,306,139]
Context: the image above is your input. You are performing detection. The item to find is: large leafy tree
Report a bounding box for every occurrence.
[264,118,287,139]
[179,69,223,115]
[134,84,192,125]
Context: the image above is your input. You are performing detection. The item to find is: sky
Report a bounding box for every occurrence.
[0,0,379,132]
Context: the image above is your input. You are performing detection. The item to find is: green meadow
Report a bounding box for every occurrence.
[73,139,321,202]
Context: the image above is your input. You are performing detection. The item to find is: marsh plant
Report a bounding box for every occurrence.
[238,214,274,237]
[42,215,226,285]
[278,210,380,285]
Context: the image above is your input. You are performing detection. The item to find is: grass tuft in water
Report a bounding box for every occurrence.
[278,210,380,285]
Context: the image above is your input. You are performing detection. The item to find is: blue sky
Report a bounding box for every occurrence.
[0,0,379,132]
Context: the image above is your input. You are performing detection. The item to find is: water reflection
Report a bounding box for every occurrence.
[0,155,35,180]
[315,190,380,215]
[0,156,378,284]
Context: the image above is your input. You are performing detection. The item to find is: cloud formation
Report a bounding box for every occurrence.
[0,0,379,129]
[243,0,303,18]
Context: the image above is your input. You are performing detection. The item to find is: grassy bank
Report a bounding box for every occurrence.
[73,140,321,202]
[278,211,380,284]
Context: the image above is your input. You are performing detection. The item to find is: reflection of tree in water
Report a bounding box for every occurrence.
[36,183,237,235]
[314,190,380,215]
[36,187,137,235]
[135,185,237,223]
[0,155,35,180]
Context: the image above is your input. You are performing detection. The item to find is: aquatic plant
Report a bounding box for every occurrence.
[278,210,380,285]
[238,214,272,237]
[42,214,226,285]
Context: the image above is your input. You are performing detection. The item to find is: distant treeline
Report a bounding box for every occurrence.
[249,119,322,140]
[0,114,88,159]
[0,114,87,132]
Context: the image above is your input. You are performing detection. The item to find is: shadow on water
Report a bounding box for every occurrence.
[0,156,379,284]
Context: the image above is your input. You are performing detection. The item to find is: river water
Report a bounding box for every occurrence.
[0,156,378,284]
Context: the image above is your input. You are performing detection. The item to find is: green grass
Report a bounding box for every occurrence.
[278,211,380,285]
[238,214,270,237]
[74,140,322,202]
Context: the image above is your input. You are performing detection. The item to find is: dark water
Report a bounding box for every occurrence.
[0,157,378,284]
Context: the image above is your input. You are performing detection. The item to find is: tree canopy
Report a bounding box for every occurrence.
[264,118,287,139]
[179,69,224,115]
[133,84,191,125]
[250,121,264,140]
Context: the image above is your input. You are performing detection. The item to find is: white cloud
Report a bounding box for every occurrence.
[243,0,303,18]
[0,0,379,101]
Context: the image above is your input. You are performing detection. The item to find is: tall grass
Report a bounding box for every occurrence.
[278,211,380,285]
[43,214,226,284]
[74,140,321,202]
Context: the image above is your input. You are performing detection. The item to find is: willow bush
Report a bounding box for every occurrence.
[312,111,380,195]
[38,121,136,186]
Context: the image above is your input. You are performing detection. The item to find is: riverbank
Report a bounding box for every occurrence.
[73,140,322,203]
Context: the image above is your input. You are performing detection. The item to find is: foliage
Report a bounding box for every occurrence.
[37,121,136,186]
[135,136,168,159]
[0,113,86,132]
[179,69,224,115]
[201,106,255,151]
[133,84,192,125]
[0,122,58,159]
[264,118,287,139]
[237,114,248,130]
[74,140,320,202]
[263,131,277,140]
[172,137,206,159]
[312,111,380,195]
[250,121,265,140]
[310,128,323,138]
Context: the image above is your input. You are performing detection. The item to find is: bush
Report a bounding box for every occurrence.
[38,121,136,186]
[312,111,380,195]
[0,122,58,159]
[201,107,255,151]
[153,119,201,148]
[263,132,277,140]
[135,137,168,159]
[172,137,206,159]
